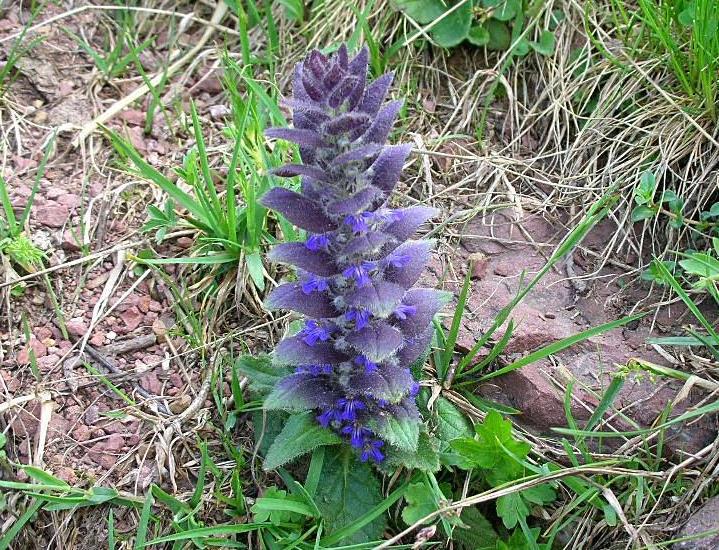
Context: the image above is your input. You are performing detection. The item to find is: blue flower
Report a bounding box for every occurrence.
[360,439,385,463]
[342,261,374,287]
[301,320,332,346]
[393,304,417,320]
[337,397,366,421]
[260,44,445,466]
[345,307,371,329]
[301,275,329,294]
[355,355,378,373]
[344,212,374,234]
[341,423,372,448]
[306,234,330,251]
[317,407,339,427]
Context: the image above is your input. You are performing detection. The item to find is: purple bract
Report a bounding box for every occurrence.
[261,44,447,462]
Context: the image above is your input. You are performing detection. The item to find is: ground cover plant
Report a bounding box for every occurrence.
[0,1,718,549]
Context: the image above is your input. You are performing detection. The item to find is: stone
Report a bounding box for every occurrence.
[674,496,719,550]
[120,306,143,332]
[66,318,88,337]
[61,230,82,251]
[36,202,69,228]
[73,424,92,442]
[17,338,47,364]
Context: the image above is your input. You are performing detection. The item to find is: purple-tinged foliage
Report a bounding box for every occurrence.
[261,44,448,463]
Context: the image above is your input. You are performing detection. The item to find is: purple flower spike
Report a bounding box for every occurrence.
[355,355,379,373]
[345,307,371,330]
[301,275,329,294]
[301,320,333,346]
[261,44,446,464]
[342,261,374,287]
[306,234,330,251]
[393,304,417,320]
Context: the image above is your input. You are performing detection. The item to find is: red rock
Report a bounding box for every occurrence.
[196,75,223,94]
[176,236,193,248]
[90,332,105,346]
[36,354,59,371]
[105,433,125,452]
[36,202,69,228]
[139,371,162,395]
[54,466,77,484]
[36,327,53,340]
[62,230,82,251]
[17,338,47,364]
[66,318,88,337]
[73,424,92,442]
[120,109,145,125]
[13,156,36,171]
[57,193,81,209]
[120,306,143,331]
[676,496,719,550]
[148,300,163,313]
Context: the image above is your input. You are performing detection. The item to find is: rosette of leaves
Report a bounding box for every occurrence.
[257,44,449,467]
[392,0,558,54]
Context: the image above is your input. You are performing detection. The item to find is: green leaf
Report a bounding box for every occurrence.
[496,492,528,529]
[251,487,313,524]
[234,355,290,394]
[491,0,521,21]
[434,397,473,450]
[401,481,437,525]
[315,448,386,544]
[486,19,511,50]
[263,412,342,471]
[430,1,473,48]
[529,31,555,56]
[381,431,441,472]
[393,0,446,24]
[246,250,265,291]
[514,37,530,56]
[371,414,419,453]
[277,0,304,21]
[453,507,498,549]
[634,171,657,205]
[450,411,530,476]
[631,205,656,222]
[468,25,490,46]
[679,252,719,278]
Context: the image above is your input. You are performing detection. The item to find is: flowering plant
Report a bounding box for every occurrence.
[259,44,447,463]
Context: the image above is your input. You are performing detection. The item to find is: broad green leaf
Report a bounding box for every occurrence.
[631,205,656,222]
[392,0,446,24]
[381,431,441,472]
[486,19,511,50]
[246,250,265,291]
[401,481,436,525]
[263,412,342,470]
[434,397,473,450]
[234,355,290,394]
[529,30,555,56]
[679,252,719,278]
[468,25,490,46]
[514,37,530,56]
[430,1,473,48]
[251,487,313,524]
[278,0,304,21]
[371,414,419,453]
[496,492,528,529]
[491,0,521,21]
[315,448,386,544]
[453,507,498,549]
